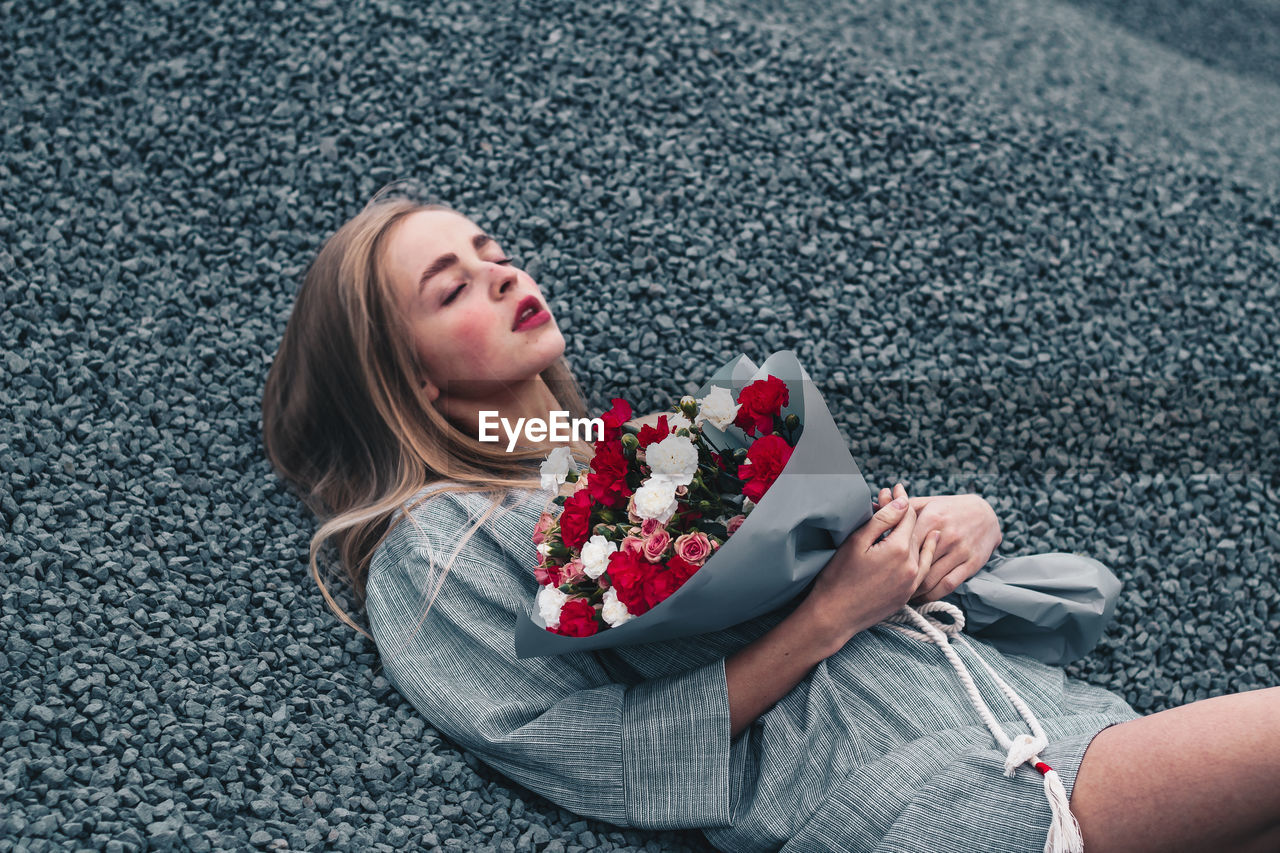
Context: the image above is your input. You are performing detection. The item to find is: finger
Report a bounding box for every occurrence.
[878,487,893,509]
[881,496,917,552]
[861,496,912,550]
[914,530,941,587]
[917,561,971,603]
[920,529,940,570]
[924,547,967,584]
[909,549,966,604]
[909,548,951,603]
[892,482,907,503]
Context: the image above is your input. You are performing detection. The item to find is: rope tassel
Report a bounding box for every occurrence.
[1041,764,1084,853]
[880,602,1086,853]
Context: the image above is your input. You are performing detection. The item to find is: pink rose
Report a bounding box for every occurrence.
[673,531,713,566]
[726,514,747,536]
[643,528,671,563]
[559,558,587,585]
[626,493,642,524]
[675,484,688,497]
[640,517,664,537]
[620,536,647,558]
[532,512,556,546]
[534,563,562,586]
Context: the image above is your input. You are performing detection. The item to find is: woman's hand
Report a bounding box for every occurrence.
[872,484,1002,604]
[799,485,941,652]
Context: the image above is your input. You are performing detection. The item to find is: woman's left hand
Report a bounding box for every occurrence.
[872,484,1002,604]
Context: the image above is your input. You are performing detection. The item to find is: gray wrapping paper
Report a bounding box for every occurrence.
[514,350,1123,665]
[941,551,1123,666]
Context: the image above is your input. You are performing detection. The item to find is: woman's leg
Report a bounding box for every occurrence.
[1069,686,1280,853]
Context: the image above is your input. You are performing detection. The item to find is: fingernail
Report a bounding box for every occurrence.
[892,497,907,509]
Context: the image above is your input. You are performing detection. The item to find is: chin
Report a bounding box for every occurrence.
[537,326,567,360]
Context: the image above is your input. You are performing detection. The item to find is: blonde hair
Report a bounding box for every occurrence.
[261,185,594,640]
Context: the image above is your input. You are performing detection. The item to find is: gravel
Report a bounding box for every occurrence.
[2,0,1277,850]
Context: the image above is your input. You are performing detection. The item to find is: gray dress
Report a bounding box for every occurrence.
[364,483,1141,853]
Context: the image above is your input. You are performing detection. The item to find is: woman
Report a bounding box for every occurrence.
[261,189,1280,853]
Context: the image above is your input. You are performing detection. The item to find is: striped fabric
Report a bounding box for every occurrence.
[365,483,1141,853]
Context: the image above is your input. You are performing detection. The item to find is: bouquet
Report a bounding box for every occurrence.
[533,376,796,634]
[514,350,872,657]
[513,350,1124,663]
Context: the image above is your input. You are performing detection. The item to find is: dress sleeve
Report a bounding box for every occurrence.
[365,490,747,831]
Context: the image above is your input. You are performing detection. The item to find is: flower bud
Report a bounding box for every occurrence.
[680,397,698,419]
[621,433,639,451]
[784,413,800,431]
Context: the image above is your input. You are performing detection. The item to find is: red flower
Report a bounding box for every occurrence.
[605,549,654,616]
[534,563,563,586]
[734,375,789,436]
[665,553,702,583]
[551,599,600,637]
[598,398,633,440]
[559,489,594,550]
[637,415,672,449]
[587,439,632,509]
[642,567,687,610]
[739,434,793,503]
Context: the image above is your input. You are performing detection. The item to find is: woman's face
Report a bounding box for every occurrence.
[383,209,565,402]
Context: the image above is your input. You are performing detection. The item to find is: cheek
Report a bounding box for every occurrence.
[451,311,485,338]
[440,310,501,358]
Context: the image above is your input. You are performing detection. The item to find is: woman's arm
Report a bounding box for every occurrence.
[723,599,849,738]
[368,491,747,832]
[725,494,941,738]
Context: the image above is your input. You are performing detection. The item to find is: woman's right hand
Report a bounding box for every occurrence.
[798,483,941,653]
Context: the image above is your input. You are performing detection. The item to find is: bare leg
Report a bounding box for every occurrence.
[1069,686,1280,853]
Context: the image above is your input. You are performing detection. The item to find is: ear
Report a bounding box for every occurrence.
[418,372,441,403]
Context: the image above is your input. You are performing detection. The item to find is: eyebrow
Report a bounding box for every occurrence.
[418,232,494,295]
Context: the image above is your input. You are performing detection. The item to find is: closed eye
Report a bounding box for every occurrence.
[442,258,515,305]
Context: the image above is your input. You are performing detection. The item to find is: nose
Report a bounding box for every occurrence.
[492,264,517,298]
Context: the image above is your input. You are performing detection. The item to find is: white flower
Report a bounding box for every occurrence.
[601,587,633,627]
[666,411,692,431]
[540,446,577,492]
[633,478,679,524]
[645,434,698,487]
[580,535,617,580]
[742,496,756,515]
[695,385,740,430]
[536,584,569,629]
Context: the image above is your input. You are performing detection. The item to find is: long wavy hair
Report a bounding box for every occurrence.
[261,187,595,639]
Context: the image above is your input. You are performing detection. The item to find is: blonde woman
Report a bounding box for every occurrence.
[261,189,1280,853]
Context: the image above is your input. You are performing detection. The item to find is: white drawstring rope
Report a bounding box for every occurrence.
[878,601,1086,853]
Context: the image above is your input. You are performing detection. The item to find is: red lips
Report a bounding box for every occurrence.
[513,295,543,330]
